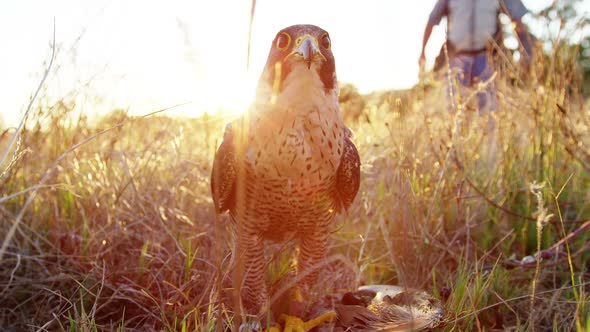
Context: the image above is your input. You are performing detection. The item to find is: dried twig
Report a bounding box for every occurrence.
[536,219,590,260]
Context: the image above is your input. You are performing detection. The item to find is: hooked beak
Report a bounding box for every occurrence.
[293,35,320,69]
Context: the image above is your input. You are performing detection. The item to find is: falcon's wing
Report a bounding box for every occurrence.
[335,128,361,212]
[211,123,236,213]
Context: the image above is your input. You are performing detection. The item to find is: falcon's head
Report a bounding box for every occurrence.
[257,24,337,104]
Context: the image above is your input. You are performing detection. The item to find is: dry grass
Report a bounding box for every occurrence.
[1,34,590,332]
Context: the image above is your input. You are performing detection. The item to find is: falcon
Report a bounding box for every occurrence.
[211,24,360,330]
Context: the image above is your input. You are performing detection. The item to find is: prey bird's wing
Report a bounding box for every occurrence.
[211,123,237,213]
[335,127,361,212]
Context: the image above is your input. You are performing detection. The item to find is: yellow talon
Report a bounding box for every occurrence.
[265,287,337,331]
[272,311,336,332]
[279,314,305,332]
[302,311,337,330]
[266,325,282,332]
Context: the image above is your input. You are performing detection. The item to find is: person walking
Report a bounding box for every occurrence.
[419,0,534,113]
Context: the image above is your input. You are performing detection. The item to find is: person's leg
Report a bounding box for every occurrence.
[447,55,473,111]
[472,54,499,169]
[473,54,497,113]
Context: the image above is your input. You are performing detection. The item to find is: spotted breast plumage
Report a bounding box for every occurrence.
[210,24,360,327]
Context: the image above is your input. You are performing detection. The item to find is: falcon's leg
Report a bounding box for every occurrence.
[265,232,336,331]
[235,226,268,317]
[297,231,329,299]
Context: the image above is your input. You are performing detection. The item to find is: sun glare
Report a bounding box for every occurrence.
[0,1,438,126]
[153,0,259,120]
[200,70,258,118]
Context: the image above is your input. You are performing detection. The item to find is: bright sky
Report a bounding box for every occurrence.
[0,0,568,126]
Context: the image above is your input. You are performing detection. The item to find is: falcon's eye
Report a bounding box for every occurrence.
[321,34,331,49]
[276,32,291,50]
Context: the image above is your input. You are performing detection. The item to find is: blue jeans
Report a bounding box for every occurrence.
[447,53,497,112]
